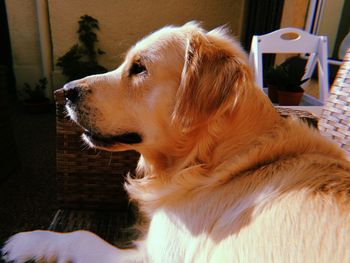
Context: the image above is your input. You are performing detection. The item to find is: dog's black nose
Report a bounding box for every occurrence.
[65,86,80,103]
[61,80,81,104]
[56,82,82,104]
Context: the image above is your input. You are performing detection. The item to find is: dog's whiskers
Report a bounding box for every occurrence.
[108,152,113,166]
[80,143,90,152]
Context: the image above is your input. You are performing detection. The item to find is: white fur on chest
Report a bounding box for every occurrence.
[145,209,213,263]
[143,186,279,263]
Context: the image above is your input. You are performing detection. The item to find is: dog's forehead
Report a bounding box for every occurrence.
[127,26,186,61]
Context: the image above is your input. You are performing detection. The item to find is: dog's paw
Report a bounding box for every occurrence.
[2,232,36,262]
[1,231,60,263]
[1,230,125,263]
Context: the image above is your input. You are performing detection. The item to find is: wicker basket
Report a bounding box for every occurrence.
[319,49,350,156]
[56,102,140,210]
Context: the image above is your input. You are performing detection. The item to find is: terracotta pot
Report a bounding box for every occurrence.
[278,90,304,106]
[267,85,279,103]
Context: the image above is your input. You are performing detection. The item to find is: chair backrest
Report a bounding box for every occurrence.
[249,27,329,105]
[319,48,350,157]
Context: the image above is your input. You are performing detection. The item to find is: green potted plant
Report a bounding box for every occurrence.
[57,15,107,81]
[265,65,284,103]
[22,78,51,113]
[265,56,308,106]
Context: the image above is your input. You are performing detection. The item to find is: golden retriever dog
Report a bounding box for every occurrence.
[3,22,350,263]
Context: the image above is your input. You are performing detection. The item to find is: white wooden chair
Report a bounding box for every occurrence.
[249,28,329,106]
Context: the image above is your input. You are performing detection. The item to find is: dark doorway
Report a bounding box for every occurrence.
[0,0,16,100]
[242,0,285,51]
[241,0,285,78]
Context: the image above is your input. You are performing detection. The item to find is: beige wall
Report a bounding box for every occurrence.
[275,0,310,64]
[317,0,345,56]
[280,0,309,29]
[7,0,322,98]
[5,0,42,97]
[6,0,246,97]
[48,0,245,89]
[7,0,320,98]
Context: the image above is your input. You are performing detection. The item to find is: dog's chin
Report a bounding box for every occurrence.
[82,131,142,149]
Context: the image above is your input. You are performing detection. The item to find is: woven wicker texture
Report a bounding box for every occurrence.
[319,49,350,156]
[56,103,140,210]
[275,107,318,128]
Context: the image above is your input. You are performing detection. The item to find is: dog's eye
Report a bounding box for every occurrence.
[129,62,146,76]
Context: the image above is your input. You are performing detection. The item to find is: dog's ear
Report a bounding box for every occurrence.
[173,29,252,128]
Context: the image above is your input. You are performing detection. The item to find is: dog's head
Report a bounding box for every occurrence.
[58,22,253,160]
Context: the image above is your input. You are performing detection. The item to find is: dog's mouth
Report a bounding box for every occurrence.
[83,130,142,147]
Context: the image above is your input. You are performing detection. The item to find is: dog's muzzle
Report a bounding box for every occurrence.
[54,85,143,147]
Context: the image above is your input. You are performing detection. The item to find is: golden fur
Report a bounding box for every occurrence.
[3,22,350,263]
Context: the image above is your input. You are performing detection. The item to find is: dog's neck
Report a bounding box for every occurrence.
[126,85,347,217]
[126,87,286,210]
[142,87,281,173]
